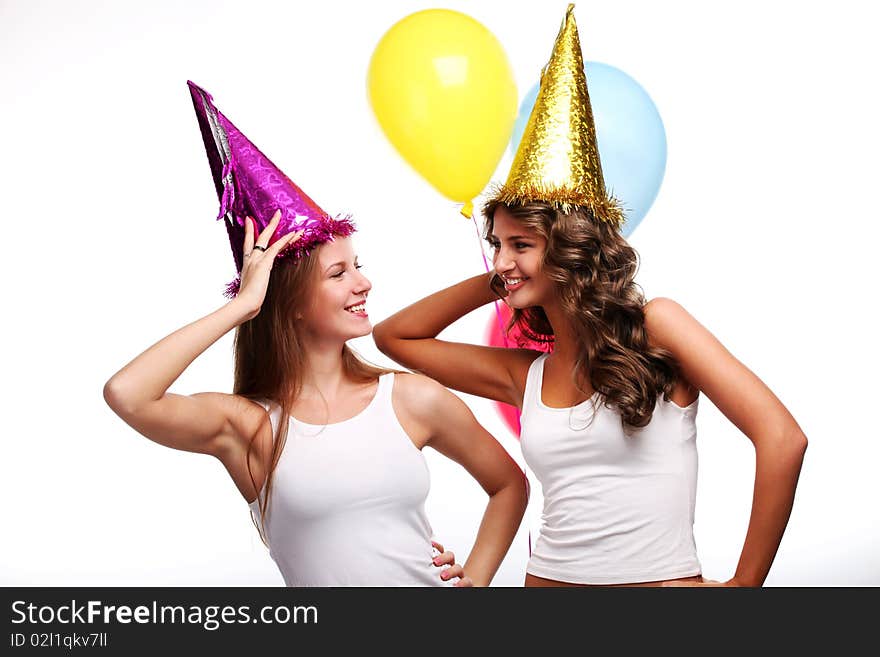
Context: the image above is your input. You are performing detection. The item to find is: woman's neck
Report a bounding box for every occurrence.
[298,339,350,399]
[541,301,583,364]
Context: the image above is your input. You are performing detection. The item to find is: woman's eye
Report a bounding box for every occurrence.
[515,242,530,249]
[332,264,362,278]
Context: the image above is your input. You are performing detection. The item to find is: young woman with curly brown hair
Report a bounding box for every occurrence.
[373,198,807,587]
[373,5,807,587]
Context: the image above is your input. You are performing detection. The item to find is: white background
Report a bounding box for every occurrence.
[1,0,877,586]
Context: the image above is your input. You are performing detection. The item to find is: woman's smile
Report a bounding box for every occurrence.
[502,276,529,292]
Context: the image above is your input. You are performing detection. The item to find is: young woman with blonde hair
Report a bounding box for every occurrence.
[102,82,528,587]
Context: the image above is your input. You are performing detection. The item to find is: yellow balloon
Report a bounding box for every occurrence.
[368,9,517,215]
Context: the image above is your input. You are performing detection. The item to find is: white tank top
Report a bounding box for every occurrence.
[520,353,702,585]
[248,373,452,587]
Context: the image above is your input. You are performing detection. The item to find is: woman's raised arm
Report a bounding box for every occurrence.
[373,273,538,407]
[103,212,300,461]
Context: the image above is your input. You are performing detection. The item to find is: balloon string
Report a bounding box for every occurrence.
[471,214,510,350]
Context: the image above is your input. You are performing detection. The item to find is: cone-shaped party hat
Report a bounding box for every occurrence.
[490,5,624,226]
[188,81,355,296]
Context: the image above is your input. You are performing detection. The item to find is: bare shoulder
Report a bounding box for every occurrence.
[643,297,716,350]
[392,371,489,447]
[642,297,704,401]
[389,372,452,449]
[644,297,694,337]
[391,371,451,418]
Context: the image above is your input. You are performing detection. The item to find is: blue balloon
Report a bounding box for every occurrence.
[510,62,666,237]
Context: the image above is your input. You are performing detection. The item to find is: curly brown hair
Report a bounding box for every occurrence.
[483,199,681,430]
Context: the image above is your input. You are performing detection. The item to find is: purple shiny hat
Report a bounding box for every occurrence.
[187,81,355,297]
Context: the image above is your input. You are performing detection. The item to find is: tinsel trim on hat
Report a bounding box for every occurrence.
[487,181,626,228]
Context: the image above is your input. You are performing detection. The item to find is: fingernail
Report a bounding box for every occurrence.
[433,557,441,566]
[441,571,449,580]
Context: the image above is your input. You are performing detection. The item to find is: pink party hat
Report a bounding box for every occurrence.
[187,81,355,296]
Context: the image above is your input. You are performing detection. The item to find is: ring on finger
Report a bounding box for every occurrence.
[252,245,267,252]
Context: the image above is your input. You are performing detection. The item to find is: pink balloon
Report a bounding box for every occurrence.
[483,302,552,438]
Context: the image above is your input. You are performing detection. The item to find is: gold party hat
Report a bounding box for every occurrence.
[491,4,624,226]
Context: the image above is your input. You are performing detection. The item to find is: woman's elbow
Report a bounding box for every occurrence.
[516,479,530,515]
[520,471,531,507]
[371,321,397,356]
[503,467,530,511]
[771,427,808,467]
[102,376,139,419]
[372,321,388,349]
[103,377,121,410]
[784,422,808,455]
[794,430,808,454]
[754,420,808,456]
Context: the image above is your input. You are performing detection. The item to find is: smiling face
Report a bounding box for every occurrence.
[299,236,372,342]
[488,205,555,309]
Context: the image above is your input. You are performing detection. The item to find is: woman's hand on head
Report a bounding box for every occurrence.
[431,541,473,587]
[234,209,303,320]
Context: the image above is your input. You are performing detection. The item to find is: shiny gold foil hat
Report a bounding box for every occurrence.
[490,4,624,226]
